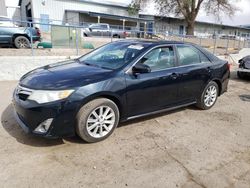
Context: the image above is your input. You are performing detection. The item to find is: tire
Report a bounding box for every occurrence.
[196,81,219,110]
[76,98,120,143]
[237,71,245,79]
[14,36,30,49]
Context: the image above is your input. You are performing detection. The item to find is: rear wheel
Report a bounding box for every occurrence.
[196,81,219,110]
[76,98,119,143]
[14,36,30,49]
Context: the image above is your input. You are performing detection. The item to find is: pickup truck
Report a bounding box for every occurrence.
[0,17,41,48]
[82,23,128,38]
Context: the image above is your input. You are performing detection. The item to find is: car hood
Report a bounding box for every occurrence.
[19,60,113,90]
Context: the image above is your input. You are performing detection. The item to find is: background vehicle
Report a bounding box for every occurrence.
[0,17,41,48]
[237,55,250,78]
[82,23,128,38]
[13,40,230,143]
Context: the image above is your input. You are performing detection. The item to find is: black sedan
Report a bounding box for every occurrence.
[237,55,250,78]
[13,40,230,142]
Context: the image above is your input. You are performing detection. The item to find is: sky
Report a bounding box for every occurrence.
[6,0,250,26]
[111,0,250,26]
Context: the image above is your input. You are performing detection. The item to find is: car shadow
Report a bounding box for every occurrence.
[1,104,200,146]
[1,104,65,147]
[230,70,250,82]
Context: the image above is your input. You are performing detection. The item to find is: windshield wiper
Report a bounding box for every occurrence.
[77,59,113,70]
[77,59,96,67]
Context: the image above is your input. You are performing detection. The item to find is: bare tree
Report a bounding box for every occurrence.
[130,0,238,35]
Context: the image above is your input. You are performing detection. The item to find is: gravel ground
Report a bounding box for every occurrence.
[0,69,250,188]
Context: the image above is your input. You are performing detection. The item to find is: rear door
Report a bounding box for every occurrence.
[174,44,212,102]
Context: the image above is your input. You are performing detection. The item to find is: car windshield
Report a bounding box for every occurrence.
[79,42,150,70]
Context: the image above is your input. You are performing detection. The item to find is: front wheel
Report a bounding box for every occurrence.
[76,98,119,143]
[196,81,219,110]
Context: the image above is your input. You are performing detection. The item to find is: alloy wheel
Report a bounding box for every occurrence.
[86,106,116,138]
[204,85,217,107]
[17,38,29,48]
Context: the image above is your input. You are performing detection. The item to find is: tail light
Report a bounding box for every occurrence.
[35,27,41,37]
[124,31,128,37]
[227,62,231,71]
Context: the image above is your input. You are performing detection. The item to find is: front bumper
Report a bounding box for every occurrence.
[237,68,250,73]
[13,110,30,134]
[12,94,77,138]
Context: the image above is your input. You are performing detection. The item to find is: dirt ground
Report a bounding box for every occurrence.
[0,69,250,188]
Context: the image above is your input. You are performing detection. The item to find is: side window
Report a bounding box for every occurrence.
[199,51,211,63]
[176,45,200,66]
[176,45,211,66]
[139,46,175,72]
[100,25,108,29]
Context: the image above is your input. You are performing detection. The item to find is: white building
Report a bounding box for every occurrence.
[0,0,20,19]
[0,0,7,16]
[18,0,152,31]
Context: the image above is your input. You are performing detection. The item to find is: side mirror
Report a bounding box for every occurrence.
[132,63,151,74]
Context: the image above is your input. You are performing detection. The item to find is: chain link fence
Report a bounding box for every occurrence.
[0,18,250,56]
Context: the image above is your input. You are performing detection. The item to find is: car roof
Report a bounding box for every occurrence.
[113,39,218,61]
[114,39,185,46]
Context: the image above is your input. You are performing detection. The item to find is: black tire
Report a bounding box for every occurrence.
[237,71,245,79]
[76,98,120,143]
[196,81,219,110]
[14,36,30,49]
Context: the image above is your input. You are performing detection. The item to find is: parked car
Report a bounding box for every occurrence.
[237,55,250,78]
[82,23,128,38]
[0,17,41,48]
[13,40,230,142]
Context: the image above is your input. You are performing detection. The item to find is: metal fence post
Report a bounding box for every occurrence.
[75,27,79,56]
[199,37,202,46]
[225,38,229,54]
[238,38,241,50]
[111,29,113,42]
[29,22,34,56]
[213,37,217,54]
[243,39,246,48]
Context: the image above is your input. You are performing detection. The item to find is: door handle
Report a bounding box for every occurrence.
[170,73,179,80]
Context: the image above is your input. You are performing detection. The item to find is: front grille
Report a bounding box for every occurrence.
[15,85,33,101]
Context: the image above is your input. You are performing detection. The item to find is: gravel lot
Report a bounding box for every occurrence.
[0,69,250,188]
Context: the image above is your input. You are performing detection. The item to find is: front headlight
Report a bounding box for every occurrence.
[28,89,74,104]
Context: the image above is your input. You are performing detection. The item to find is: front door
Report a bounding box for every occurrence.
[125,46,180,117]
[0,27,12,44]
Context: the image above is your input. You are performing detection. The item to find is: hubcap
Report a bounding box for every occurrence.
[17,38,29,48]
[204,85,217,107]
[86,106,116,138]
